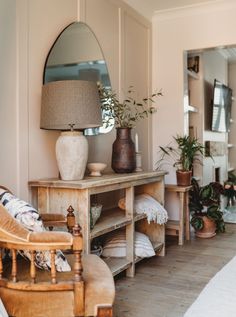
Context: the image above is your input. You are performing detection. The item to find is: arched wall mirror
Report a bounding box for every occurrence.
[43,22,113,135]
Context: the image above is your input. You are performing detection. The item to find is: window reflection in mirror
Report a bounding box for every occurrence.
[43,22,113,135]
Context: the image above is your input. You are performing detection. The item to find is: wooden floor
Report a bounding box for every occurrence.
[113,224,236,317]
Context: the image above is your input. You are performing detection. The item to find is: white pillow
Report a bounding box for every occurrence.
[118,194,168,225]
[102,231,155,258]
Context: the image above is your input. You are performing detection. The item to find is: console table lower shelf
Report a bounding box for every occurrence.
[29,171,166,277]
[103,240,164,277]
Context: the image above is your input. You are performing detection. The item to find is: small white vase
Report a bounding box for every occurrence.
[56,131,88,180]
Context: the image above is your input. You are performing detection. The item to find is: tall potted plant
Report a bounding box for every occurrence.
[158,135,205,186]
[99,85,162,173]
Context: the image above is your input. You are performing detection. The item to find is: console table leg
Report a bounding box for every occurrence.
[179,192,184,246]
[185,192,190,241]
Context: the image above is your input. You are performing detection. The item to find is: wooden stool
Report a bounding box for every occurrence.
[165,184,192,245]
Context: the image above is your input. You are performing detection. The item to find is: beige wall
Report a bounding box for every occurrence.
[123,0,218,20]
[28,0,78,187]
[81,0,153,170]
[0,0,17,193]
[0,0,152,200]
[153,0,236,219]
[0,0,77,198]
[153,0,236,185]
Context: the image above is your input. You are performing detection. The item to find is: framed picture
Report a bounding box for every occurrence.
[187,56,199,73]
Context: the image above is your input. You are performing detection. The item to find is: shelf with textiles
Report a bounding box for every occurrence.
[185,53,204,183]
[103,257,132,276]
[29,171,167,277]
[135,242,164,264]
[90,208,131,239]
[134,212,147,222]
[187,69,199,80]
[186,105,198,113]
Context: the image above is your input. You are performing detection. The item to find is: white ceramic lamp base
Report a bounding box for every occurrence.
[56,131,88,181]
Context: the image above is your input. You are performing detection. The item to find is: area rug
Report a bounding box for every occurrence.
[223,206,236,224]
[184,255,236,316]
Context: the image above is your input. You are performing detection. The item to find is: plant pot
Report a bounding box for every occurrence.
[112,128,136,173]
[227,196,236,207]
[176,170,192,186]
[195,216,216,238]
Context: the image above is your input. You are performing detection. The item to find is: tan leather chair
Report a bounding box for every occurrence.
[0,203,115,317]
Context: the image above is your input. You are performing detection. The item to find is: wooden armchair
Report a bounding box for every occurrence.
[0,203,115,317]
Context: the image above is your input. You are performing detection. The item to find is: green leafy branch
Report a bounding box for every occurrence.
[98,84,162,128]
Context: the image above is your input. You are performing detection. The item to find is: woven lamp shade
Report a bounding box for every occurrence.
[40,80,102,130]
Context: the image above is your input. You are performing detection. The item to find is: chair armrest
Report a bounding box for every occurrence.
[41,206,76,233]
[29,231,73,245]
[41,213,66,222]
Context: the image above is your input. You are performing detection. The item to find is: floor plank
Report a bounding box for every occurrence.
[113,224,236,317]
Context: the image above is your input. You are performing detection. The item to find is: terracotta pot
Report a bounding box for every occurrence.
[176,170,192,186]
[112,128,136,173]
[195,216,216,238]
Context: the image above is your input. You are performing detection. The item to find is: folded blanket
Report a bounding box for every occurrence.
[118,193,168,224]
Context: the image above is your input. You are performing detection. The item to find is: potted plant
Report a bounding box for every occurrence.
[224,181,236,206]
[223,172,236,206]
[158,135,205,186]
[98,84,162,173]
[189,178,225,238]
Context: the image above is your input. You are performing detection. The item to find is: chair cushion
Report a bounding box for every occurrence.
[0,189,71,272]
[1,254,115,317]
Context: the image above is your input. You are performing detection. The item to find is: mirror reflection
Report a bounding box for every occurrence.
[43,22,113,135]
[184,45,236,197]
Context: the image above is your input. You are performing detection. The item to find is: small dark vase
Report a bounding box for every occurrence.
[112,128,136,173]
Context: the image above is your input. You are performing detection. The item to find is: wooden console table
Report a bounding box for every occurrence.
[29,171,166,277]
[165,184,192,245]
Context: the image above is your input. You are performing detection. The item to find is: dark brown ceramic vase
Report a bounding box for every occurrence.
[112,128,136,173]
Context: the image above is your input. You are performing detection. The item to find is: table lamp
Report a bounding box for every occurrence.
[40,80,102,180]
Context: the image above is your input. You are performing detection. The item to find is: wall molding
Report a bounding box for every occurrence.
[16,0,29,198]
[153,0,236,22]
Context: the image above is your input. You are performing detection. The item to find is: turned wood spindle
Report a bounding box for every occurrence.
[73,224,83,282]
[67,205,76,233]
[50,250,57,284]
[30,250,36,283]
[11,249,17,283]
[0,249,3,279]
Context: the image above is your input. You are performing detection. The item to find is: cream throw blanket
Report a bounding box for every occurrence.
[118,194,168,224]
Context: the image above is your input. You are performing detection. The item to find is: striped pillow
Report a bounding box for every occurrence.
[102,231,155,258]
